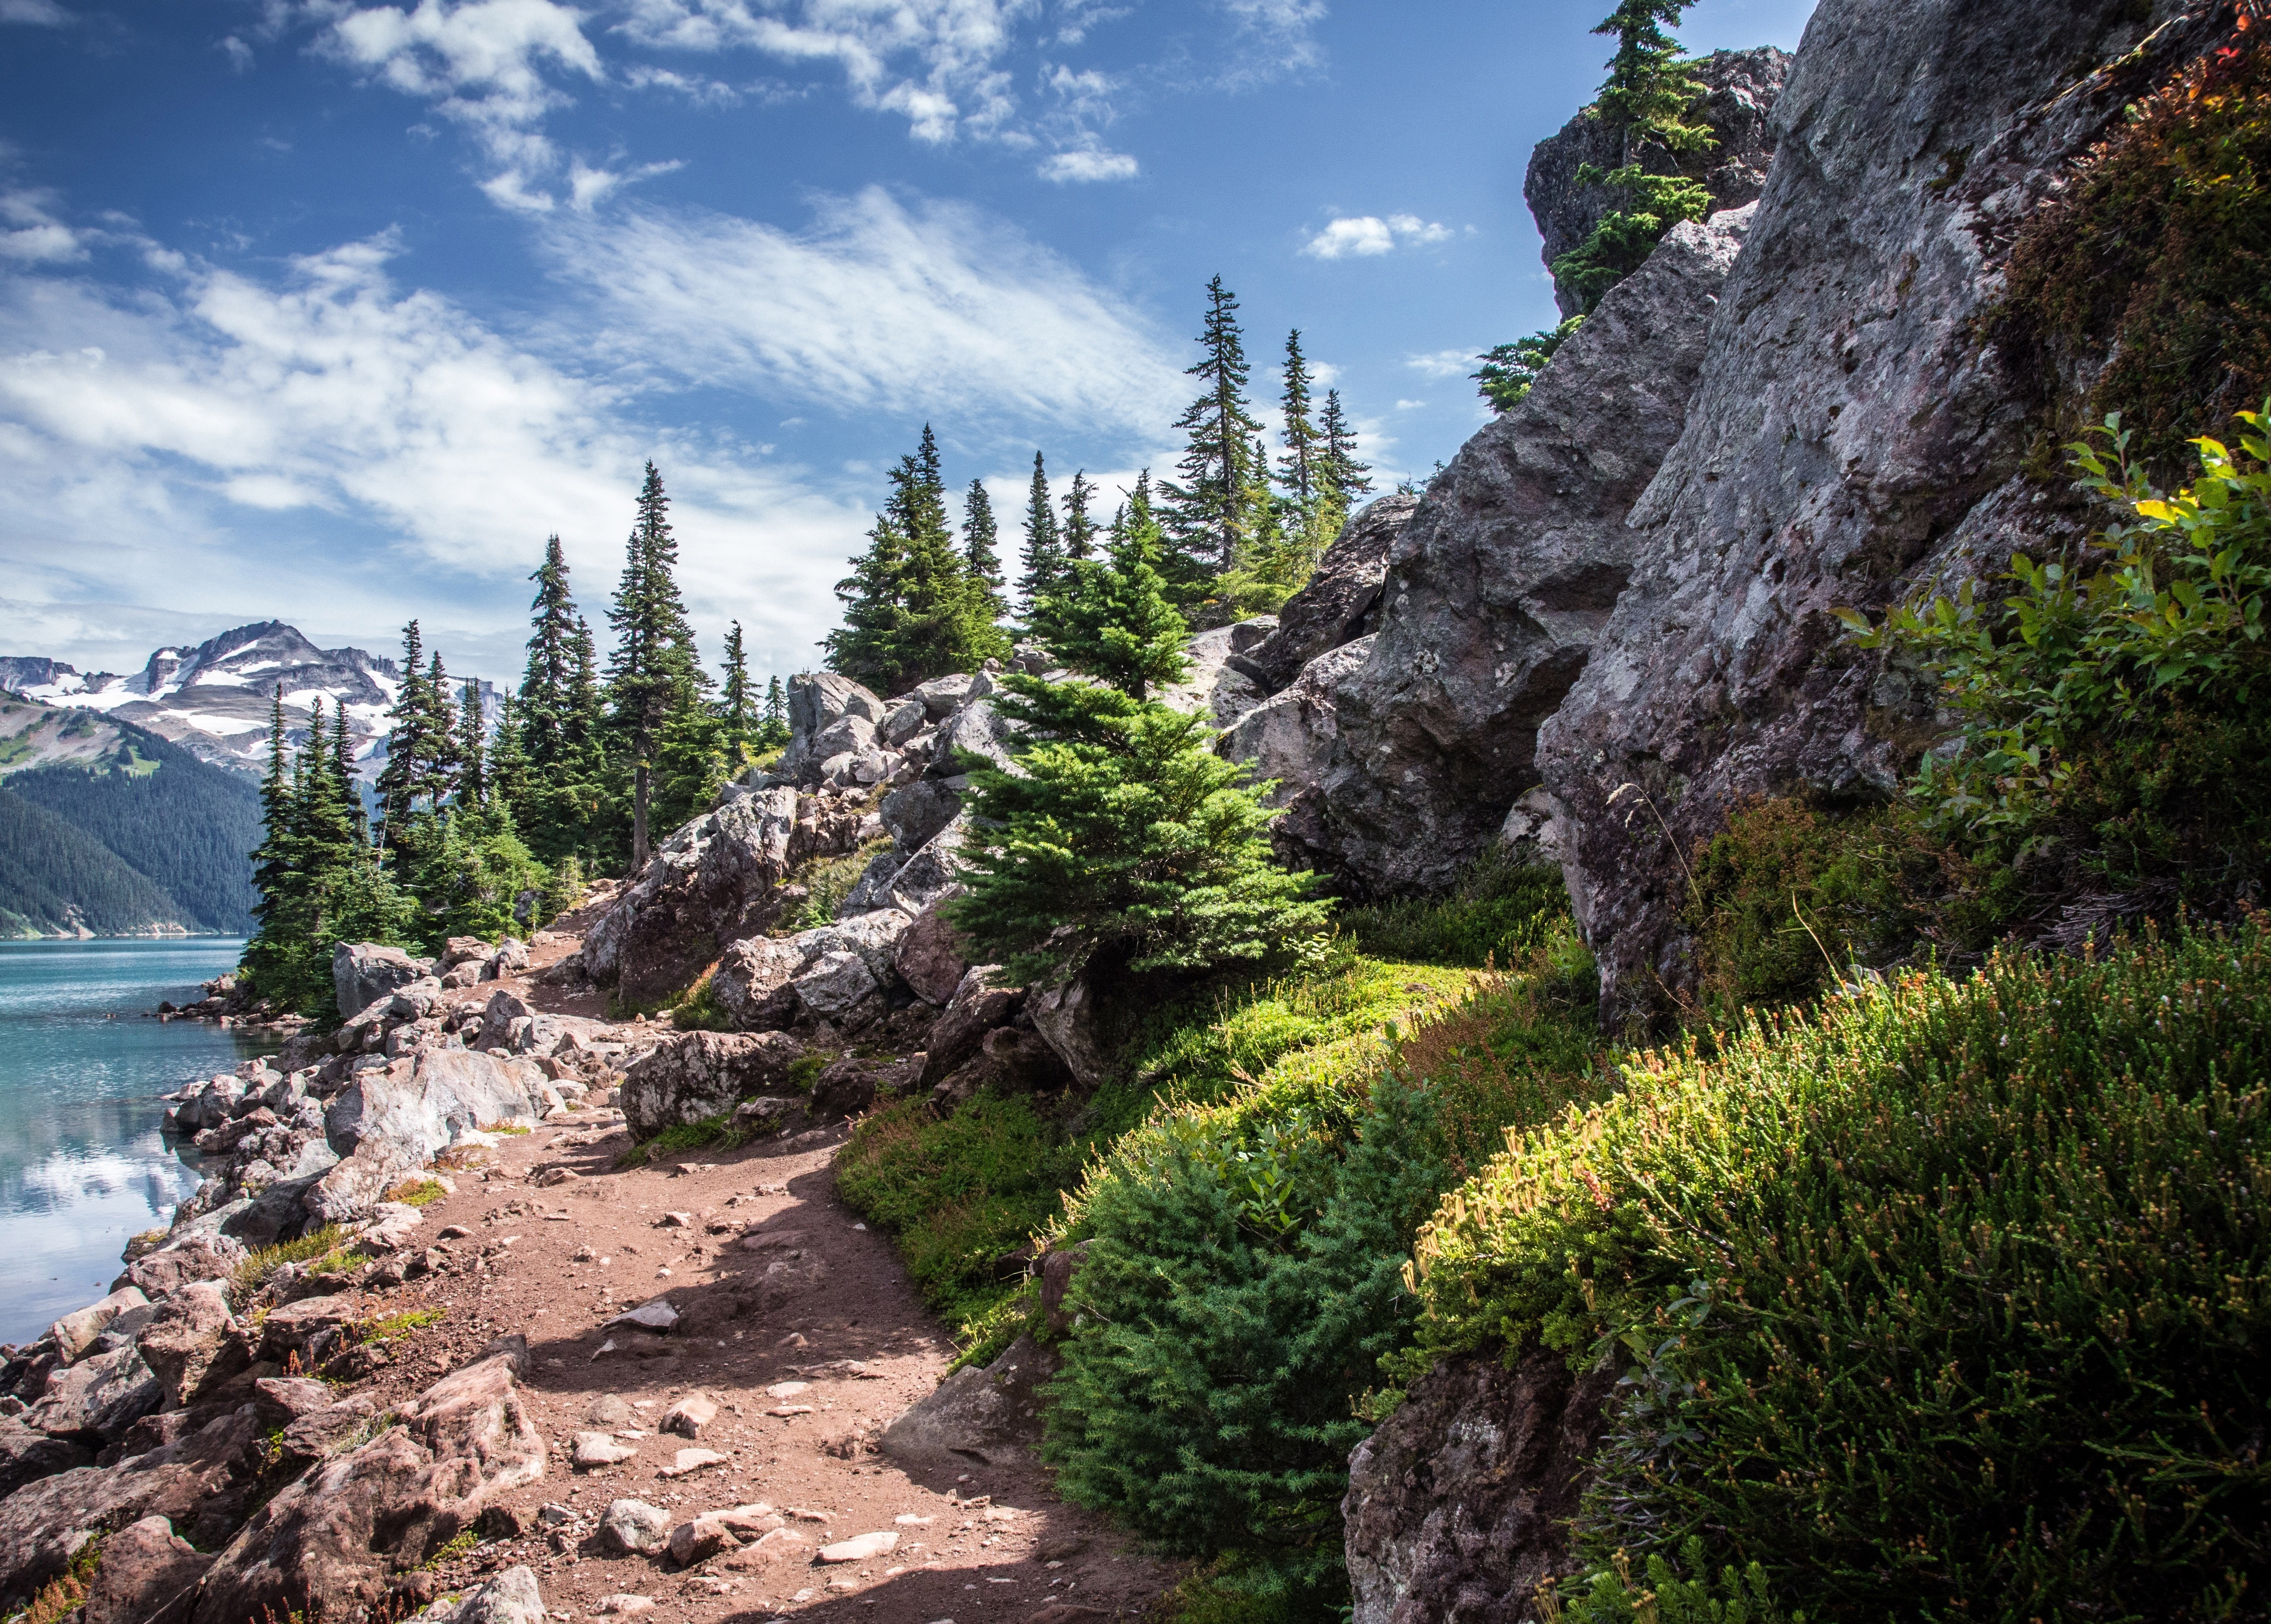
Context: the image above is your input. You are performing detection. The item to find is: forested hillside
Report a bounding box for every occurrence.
[0,788,190,936]
[0,709,260,935]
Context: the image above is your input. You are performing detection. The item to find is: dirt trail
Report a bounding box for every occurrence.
[328,920,1170,1624]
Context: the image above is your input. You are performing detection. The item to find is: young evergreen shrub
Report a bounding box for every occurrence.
[1403,920,2271,1621]
[1044,970,1607,1602]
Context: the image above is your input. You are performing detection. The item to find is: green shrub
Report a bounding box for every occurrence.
[669,971,734,1032]
[835,1092,1061,1347]
[621,1112,748,1164]
[1989,27,2271,476]
[1403,920,2271,1622]
[1840,406,2271,930]
[1685,798,1975,1015]
[1043,968,1607,1602]
[1342,851,1592,972]
[1549,1541,1796,1624]
[235,1225,348,1294]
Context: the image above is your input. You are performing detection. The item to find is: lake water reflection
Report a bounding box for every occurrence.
[0,937,275,1345]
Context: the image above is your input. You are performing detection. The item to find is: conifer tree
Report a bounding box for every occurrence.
[952,469,1329,983]
[606,460,701,869]
[424,652,460,810]
[375,620,435,845]
[1277,329,1323,516]
[964,479,1004,584]
[1320,389,1373,518]
[963,479,1011,629]
[455,681,486,808]
[521,535,578,774]
[720,620,754,768]
[329,703,366,846]
[1062,470,1098,564]
[826,513,911,691]
[1017,451,1063,613]
[1162,276,1265,580]
[760,675,790,750]
[490,692,530,811]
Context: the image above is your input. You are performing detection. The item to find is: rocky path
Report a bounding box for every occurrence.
[351,1114,1164,1624]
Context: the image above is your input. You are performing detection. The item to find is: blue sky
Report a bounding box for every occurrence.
[0,0,1815,691]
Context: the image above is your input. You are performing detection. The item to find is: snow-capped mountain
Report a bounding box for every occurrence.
[0,622,494,778]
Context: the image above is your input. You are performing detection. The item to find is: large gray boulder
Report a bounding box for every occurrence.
[1342,1350,1616,1624]
[877,1335,1057,1468]
[584,786,803,1004]
[305,1048,546,1224]
[1526,46,1792,319]
[1535,0,2222,1021]
[1240,495,1417,695]
[331,943,435,1022]
[777,672,888,779]
[1245,206,1755,896]
[619,1031,806,1139]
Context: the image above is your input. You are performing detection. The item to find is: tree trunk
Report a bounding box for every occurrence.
[632,760,651,871]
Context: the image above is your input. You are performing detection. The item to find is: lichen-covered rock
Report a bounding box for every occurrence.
[618,1031,807,1139]
[584,787,801,1005]
[792,949,879,1018]
[80,1514,212,1624]
[709,935,812,1030]
[893,907,970,1006]
[136,1281,244,1408]
[190,1339,546,1624]
[1535,0,2225,1021]
[22,1344,162,1444]
[1240,496,1417,695]
[308,1048,546,1224]
[1525,46,1791,319]
[1342,1350,1616,1624]
[332,943,435,1023]
[50,1286,148,1364]
[916,969,1024,1090]
[877,1335,1057,1468]
[0,1403,266,1604]
[1246,207,1754,897]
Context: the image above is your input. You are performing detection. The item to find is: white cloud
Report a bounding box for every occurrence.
[1404,347,1474,380]
[219,34,256,69]
[1393,398,1424,410]
[567,157,684,213]
[618,0,1031,144]
[621,62,743,103]
[0,0,69,23]
[1039,146,1136,182]
[0,190,88,264]
[542,186,1186,436]
[1302,212,1453,260]
[0,229,863,684]
[314,0,604,201]
[1215,0,1324,79]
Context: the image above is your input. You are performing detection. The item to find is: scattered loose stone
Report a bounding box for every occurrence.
[657,1447,729,1477]
[656,1212,693,1229]
[597,1499,672,1556]
[595,1595,655,1615]
[818,1530,898,1563]
[586,1394,636,1428]
[661,1392,717,1438]
[438,1224,474,1240]
[605,1297,679,1333]
[572,1431,639,1469]
[764,1381,810,1399]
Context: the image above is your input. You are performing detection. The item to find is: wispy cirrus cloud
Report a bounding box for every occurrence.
[541,185,1186,433]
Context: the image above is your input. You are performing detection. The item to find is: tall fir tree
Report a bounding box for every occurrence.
[490,692,530,812]
[520,535,578,775]
[1319,388,1373,519]
[720,620,754,767]
[963,479,1003,588]
[1161,276,1265,582]
[424,653,461,810]
[760,674,790,751]
[329,703,367,846]
[1277,329,1323,517]
[1062,470,1099,564]
[606,460,702,869]
[455,680,486,808]
[826,512,910,691]
[1016,450,1063,614]
[951,464,1329,984]
[375,620,435,846]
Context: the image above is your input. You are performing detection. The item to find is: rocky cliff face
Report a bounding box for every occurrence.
[1524,47,1791,319]
[1537,0,2234,1021]
[1233,208,1753,895]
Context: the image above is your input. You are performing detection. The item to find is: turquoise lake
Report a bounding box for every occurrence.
[0,937,275,1347]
